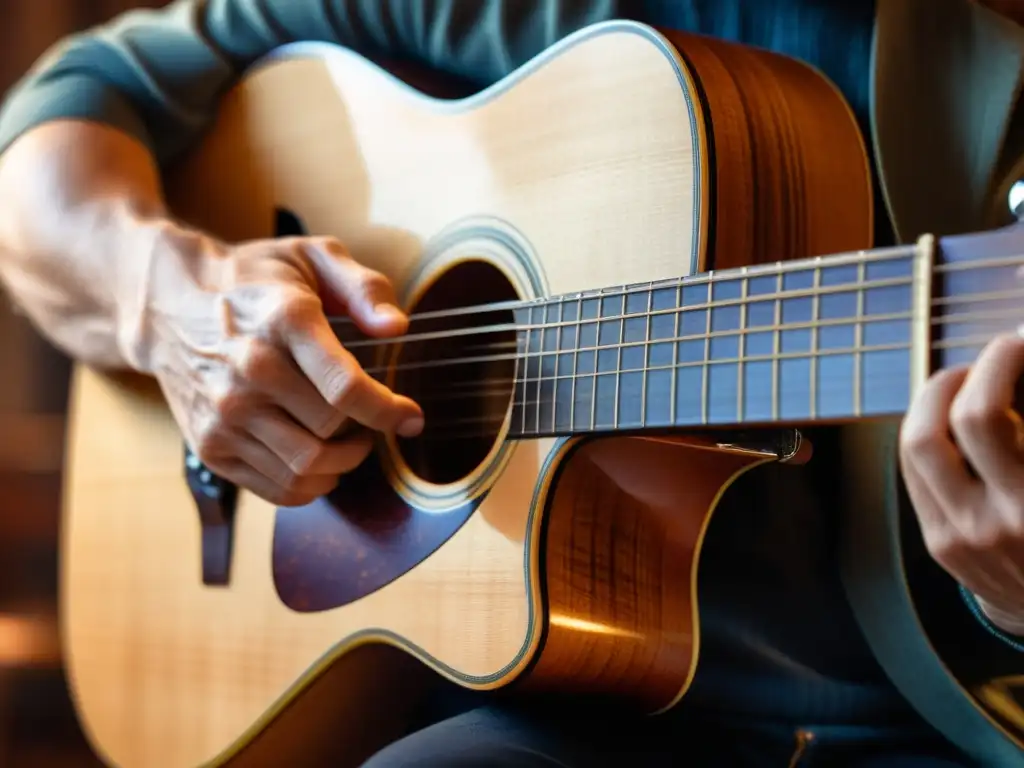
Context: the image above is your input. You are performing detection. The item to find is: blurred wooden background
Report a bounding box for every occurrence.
[0,4,162,766]
[1,1,1022,767]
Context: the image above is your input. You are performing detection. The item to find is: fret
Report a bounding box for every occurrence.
[674,280,706,424]
[554,298,579,433]
[736,268,748,421]
[506,245,925,439]
[534,302,544,435]
[815,262,859,418]
[640,282,653,427]
[809,261,821,418]
[859,257,915,414]
[592,289,621,429]
[617,286,647,428]
[700,274,712,424]
[669,281,681,426]
[707,274,743,424]
[742,274,777,421]
[645,284,677,427]
[853,260,865,417]
[772,269,781,420]
[778,267,815,420]
[569,296,580,429]
[516,308,532,434]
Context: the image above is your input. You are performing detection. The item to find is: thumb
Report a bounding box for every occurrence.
[302,237,408,338]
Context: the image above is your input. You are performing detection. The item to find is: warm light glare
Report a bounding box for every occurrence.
[0,614,59,666]
[549,614,642,639]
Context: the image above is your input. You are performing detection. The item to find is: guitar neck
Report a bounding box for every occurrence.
[507,224,1023,438]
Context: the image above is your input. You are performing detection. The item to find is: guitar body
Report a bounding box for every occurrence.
[60,22,875,768]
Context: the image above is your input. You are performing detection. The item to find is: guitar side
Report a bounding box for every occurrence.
[59,22,873,768]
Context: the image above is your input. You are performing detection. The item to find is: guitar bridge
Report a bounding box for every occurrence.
[184,444,238,586]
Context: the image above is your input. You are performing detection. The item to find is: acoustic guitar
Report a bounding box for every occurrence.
[60,20,1024,768]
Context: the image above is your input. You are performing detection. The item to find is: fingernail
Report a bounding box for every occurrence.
[397,415,424,437]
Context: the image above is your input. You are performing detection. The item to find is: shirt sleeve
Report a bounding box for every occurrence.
[0,0,621,167]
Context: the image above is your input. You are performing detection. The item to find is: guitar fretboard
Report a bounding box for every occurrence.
[509,247,920,437]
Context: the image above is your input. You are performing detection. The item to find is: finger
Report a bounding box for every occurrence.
[904,469,1006,597]
[900,365,978,512]
[214,459,331,508]
[233,338,345,438]
[303,238,408,338]
[247,408,374,476]
[949,333,1024,493]
[280,297,424,437]
[229,433,341,504]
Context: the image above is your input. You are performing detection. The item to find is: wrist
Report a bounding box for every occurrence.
[107,206,211,375]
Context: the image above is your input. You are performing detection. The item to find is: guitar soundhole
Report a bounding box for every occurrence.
[391,260,519,485]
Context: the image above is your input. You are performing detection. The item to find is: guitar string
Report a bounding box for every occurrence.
[324,248,1023,334]
[355,301,1022,380]
[331,268,1024,362]
[395,327,987,442]
[350,285,1022,379]
[378,329,1001,441]
[404,308,1014,408]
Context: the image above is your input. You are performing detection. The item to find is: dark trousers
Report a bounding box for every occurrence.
[362,700,973,767]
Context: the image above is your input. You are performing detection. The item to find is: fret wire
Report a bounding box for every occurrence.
[520,321,531,434]
[809,259,821,419]
[373,308,924,380]
[613,290,624,429]
[737,267,748,422]
[853,260,865,417]
[549,298,558,434]
[335,244,945,332]
[534,302,545,435]
[450,276,912,339]
[569,295,580,429]
[772,269,781,421]
[589,292,599,431]
[640,281,653,428]
[670,280,681,425]
[511,340,911,387]
[499,244,916,316]
[701,273,713,424]
[506,330,947,437]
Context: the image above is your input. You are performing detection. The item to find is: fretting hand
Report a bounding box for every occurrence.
[900,332,1024,635]
[126,221,423,507]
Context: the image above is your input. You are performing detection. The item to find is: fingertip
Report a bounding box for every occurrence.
[353,302,408,337]
[397,414,425,438]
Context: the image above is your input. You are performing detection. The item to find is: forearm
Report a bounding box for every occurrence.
[0,120,180,369]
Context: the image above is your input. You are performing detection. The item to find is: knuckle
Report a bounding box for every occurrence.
[312,411,344,440]
[210,386,248,426]
[270,289,320,329]
[237,339,278,381]
[921,526,963,571]
[315,236,348,258]
[357,267,389,294]
[288,442,324,476]
[275,466,303,493]
[192,417,227,465]
[950,397,1000,435]
[963,523,1006,553]
[325,367,362,412]
[899,421,941,457]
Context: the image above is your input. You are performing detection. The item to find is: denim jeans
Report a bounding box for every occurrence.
[362,699,972,767]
